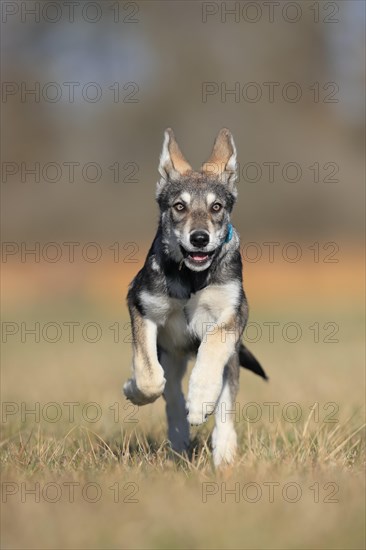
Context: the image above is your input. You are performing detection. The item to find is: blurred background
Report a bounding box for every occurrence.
[1,1,365,548]
[1,0,364,312]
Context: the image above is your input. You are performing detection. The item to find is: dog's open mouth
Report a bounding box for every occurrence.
[180,246,215,266]
[189,252,209,263]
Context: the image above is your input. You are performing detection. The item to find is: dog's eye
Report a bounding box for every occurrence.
[211,203,222,212]
[174,203,186,212]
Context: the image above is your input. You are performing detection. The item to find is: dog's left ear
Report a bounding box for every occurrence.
[201,128,237,186]
[158,128,192,181]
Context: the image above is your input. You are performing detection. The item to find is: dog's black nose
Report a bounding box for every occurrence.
[190,231,209,248]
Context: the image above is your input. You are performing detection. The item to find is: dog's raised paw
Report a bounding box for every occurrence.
[123,377,166,405]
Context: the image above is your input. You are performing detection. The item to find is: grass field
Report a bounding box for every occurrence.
[1,257,365,549]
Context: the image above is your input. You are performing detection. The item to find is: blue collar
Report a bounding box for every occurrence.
[225,223,233,243]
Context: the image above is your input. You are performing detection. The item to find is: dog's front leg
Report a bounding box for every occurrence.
[123,305,166,406]
[187,318,239,426]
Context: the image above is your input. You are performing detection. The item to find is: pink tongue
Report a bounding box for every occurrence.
[191,254,208,262]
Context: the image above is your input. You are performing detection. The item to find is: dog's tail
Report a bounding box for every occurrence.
[239,343,268,380]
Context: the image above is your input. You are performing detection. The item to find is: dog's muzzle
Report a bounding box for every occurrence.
[179,224,233,271]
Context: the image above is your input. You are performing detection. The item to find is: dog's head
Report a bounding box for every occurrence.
[156,128,238,272]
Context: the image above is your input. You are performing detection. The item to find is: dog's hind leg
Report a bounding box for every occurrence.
[123,304,166,405]
[212,353,239,467]
[160,349,190,454]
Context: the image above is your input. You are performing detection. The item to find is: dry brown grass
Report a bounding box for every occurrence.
[1,257,365,549]
[1,411,365,549]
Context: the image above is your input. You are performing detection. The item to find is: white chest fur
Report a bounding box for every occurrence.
[139,282,240,355]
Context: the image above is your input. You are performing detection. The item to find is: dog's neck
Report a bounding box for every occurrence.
[165,259,212,298]
[161,247,214,299]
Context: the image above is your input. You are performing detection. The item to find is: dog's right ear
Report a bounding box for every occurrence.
[158,128,192,181]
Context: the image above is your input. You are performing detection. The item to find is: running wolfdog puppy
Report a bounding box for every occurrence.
[123,128,267,466]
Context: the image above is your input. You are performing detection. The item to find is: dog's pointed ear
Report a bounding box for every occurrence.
[158,128,192,180]
[201,128,237,184]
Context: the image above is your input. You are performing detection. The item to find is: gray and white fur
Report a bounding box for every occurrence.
[123,128,267,467]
